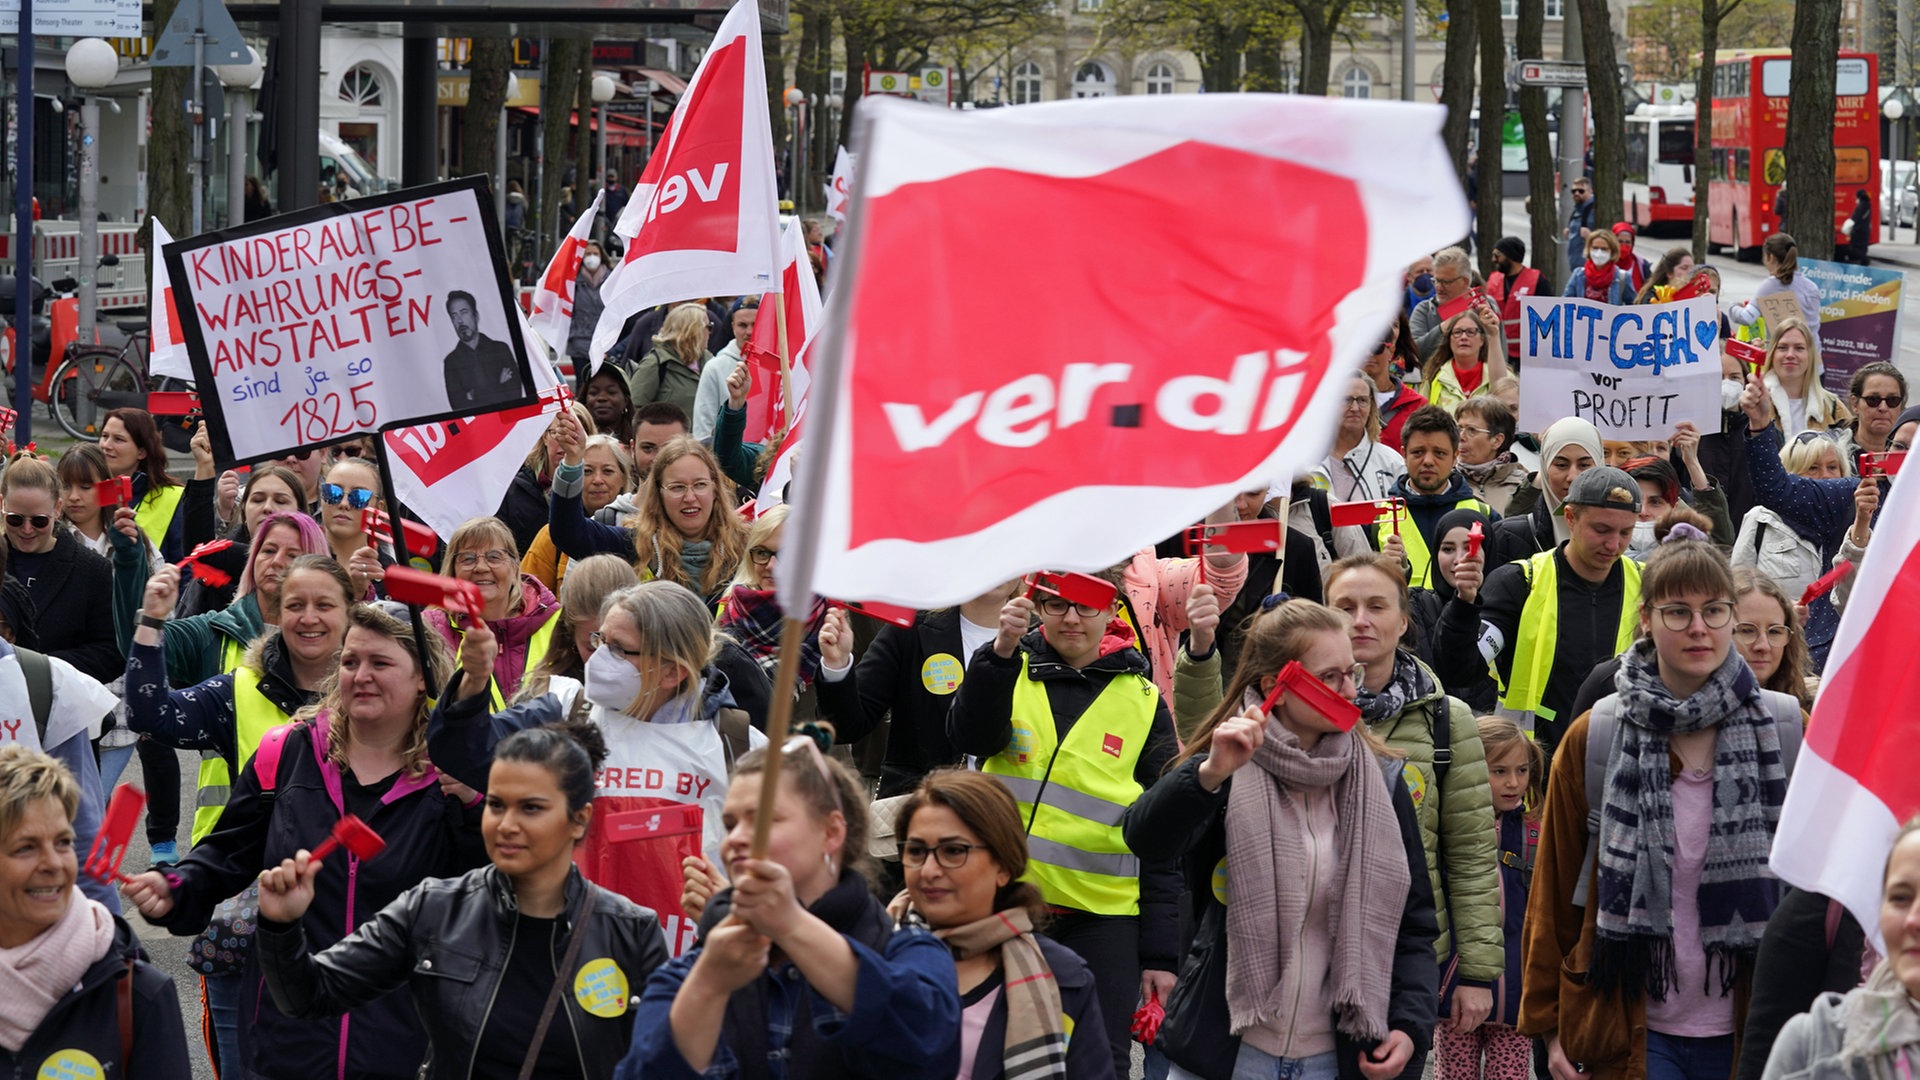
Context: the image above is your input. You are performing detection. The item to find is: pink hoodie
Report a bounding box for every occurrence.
[1120,547,1248,704]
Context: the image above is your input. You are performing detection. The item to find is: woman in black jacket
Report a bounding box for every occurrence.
[1122,599,1438,1080]
[254,719,671,1079]
[1,455,121,682]
[1409,507,1497,713]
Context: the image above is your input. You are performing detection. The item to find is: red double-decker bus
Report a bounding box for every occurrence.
[1706,49,1880,257]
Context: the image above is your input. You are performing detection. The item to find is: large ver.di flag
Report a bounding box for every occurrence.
[166,177,534,463]
[782,95,1470,612]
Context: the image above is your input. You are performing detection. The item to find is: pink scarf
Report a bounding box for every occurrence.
[0,887,116,1050]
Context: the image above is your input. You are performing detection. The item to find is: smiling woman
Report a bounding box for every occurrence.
[424,515,561,705]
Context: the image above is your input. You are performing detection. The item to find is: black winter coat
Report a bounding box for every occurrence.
[1736,887,1868,1080]
[815,608,970,797]
[496,466,551,558]
[965,933,1114,1080]
[0,916,192,1080]
[5,530,121,682]
[258,865,670,1080]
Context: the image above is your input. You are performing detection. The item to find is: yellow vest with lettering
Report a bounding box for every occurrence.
[134,483,186,549]
[1498,549,1641,723]
[982,656,1158,916]
[1371,495,1491,590]
[191,638,290,844]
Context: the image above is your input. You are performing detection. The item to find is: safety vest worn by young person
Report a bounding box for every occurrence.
[982,656,1158,916]
[191,637,289,843]
[133,483,185,550]
[1496,549,1641,732]
[1372,496,1493,589]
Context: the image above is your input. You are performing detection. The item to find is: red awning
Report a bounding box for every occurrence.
[634,67,687,95]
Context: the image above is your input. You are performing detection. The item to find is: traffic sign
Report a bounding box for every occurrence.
[1515,59,1586,88]
[151,0,250,68]
[867,70,910,95]
[0,0,139,36]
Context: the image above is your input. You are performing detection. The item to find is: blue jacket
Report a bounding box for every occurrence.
[1560,267,1635,305]
[125,631,316,771]
[1742,424,1880,668]
[1441,806,1534,1028]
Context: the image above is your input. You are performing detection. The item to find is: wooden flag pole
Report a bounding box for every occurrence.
[748,615,809,857]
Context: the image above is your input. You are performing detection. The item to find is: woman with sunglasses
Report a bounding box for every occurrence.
[947,567,1181,1080]
[315,457,389,598]
[1122,599,1437,1080]
[2,455,122,684]
[1520,540,1803,1080]
[892,768,1115,1080]
[1842,361,1908,458]
[617,732,962,1080]
[430,580,765,960]
[1322,373,1408,503]
[423,516,560,707]
[1364,317,1430,453]
[124,603,485,1080]
[1419,311,1508,416]
[99,407,193,563]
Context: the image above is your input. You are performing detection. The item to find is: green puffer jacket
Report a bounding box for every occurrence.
[1366,652,1503,984]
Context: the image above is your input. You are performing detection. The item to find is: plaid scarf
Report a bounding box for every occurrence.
[717,586,827,687]
[938,908,1067,1080]
[1591,639,1787,1000]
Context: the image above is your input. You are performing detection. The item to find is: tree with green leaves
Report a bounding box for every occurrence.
[1690,0,1745,262]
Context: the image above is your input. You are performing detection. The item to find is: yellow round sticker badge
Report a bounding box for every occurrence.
[1402,762,1429,807]
[38,1050,105,1080]
[921,653,963,695]
[1211,856,1229,906]
[574,958,631,1018]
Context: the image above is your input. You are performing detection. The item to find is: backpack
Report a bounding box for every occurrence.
[1572,690,1803,906]
[18,646,52,742]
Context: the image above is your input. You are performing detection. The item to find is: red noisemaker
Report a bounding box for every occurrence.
[0,405,15,434]
[1801,560,1854,607]
[1464,521,1485,561]
[1859,451,1907,479]
[147,390,201,418]
[834,599,917,628]
[1130,989,1165,1045]
[1670,275,1715,301]
[383,566,485,617]
[1023,571,1119,611]
[1725,338,1766,378]
[177,539,237,588]
[1328,498,1404,534]
[1184,520,1284,586]
[94,475,134,508]
[1258,660,1362,733]
[361,508,441,559]
[308,815,387,863]
[82,784,147,885]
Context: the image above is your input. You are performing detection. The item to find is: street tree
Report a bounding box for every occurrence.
[1515,0,1559,289]
[142,0,187,249]
[539,39,586,243]
[1691,0,1747,262]
[1474,0,1505,274]
[1576,0,1627,228]
[461,40,513,221]
[1782,0,1842,258]
[1439,0,1475,180]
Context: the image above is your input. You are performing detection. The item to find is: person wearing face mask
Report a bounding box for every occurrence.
[1610,223,1651,293]
[1404,255,1436,316]
[565,240,613,368]
[429,580,766,959]
[690,297,761,443]
[1484,237,1541,367]
[1561,231,1634,305]
[1485,417,1604,572]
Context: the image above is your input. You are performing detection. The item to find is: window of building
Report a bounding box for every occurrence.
[1073,61,1114,98]
[1012,61,1043,104]
[339,64,384,108]
[1145,62,1175,94]
[1546,0,1563,16]
[1078,0,1103,11]
[1341,66,1372,99]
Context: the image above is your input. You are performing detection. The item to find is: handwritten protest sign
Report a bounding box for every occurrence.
[1517,294,1723,439]
[166,177,534,464]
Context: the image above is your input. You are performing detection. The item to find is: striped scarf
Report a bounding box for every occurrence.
[938,908,1067,1080]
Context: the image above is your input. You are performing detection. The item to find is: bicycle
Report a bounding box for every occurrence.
[51,317,152,440]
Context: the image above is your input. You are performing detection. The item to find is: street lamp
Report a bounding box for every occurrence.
[64,38,116,346]
[592,73,616,208]
[784,87,805,212]
[498,72,520,228]
[215,46,263,229]
[1886,92,1912,243]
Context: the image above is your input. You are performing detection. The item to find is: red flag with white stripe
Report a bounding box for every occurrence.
[1772,466,1920,951]
[528,190,604,360]
[148,219,192,381]
[738,220,821,443]
[824,146,854,225]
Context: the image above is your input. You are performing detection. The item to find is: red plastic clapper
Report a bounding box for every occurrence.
[1801,560,1855,607]
[1327,498,1404,534]
[1130,988,1165,1045]
[1859,451,1907,479]
[178,539,237,588]
[82,784,147,885]
[0,405,15,434]
[361,509,441,560]
[603,803,704,842]
[308,815,387,863]
[1024,572,1119,610]
[383,566,485,617]
[1465,521,1484,561]
[1257,660,1362,733]
[147,390,201,418]
[94,475,134,508]
[1725,338,1767,378]
[1184,520,1284,586]
[834,599,917,628]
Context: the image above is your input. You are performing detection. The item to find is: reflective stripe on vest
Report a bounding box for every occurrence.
[481,608,563,710]
[134,484,186,548]
[1371,496,1491,590]
[191,638,290,845]
[981,656,1159,916]
[1498,549,1641,723]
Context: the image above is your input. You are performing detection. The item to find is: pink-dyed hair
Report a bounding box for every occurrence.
[237,511,329,599]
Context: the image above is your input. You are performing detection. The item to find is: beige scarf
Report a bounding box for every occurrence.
[0,888,117,1051]
[938,907,1067,1080]
[1223,709,1408,1042]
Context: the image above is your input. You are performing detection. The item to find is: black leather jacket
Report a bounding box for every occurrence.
[256,864,671,1080]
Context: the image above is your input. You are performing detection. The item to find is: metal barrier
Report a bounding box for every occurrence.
[0,222,148,310]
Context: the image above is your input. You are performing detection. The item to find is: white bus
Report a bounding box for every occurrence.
[1624,104,1697,231]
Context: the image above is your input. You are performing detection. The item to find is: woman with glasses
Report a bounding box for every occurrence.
[125,603,485,1080]
[1454,397,1525,517]
[1842,361,1908,458]
[423,516,560,706]
[1123,598,1436,1080]
[172,463,306,619]
[617,732,961,1080]
[947,567,1181,1080]
[716,504,830,690]
[429,580,765,960]
[2,455,121,683]
[314,457,389,598]
[1419,311,1508,415]
[1520,540,1803,1080]
[1363,317,1429,453]
[548,410,749,605]
[890,768,1115,1080]
[1321,373,1408,503]
[522,434,634,592]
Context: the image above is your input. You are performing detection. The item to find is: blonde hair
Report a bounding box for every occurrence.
[1778,432,1851,478]
[598,580,718,718]
[581,434,635,493]
[633,437,748,597]
[730,504,788,589]
[300,604,453,778]
[518,554,641,700]
[447,516,524,614]
[1475,715,1544,815]
[0,745,79,845]
[653,304,711,365]
[1765,317,1825,397]
[525,402,597,475]
[0,455,59,500]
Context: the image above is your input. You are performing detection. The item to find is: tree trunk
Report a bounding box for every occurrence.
[1475,0,1506,274]
[1783,0,1842,258]
[1691,0,1735,262]
[540,39,585,248]
[142,0,188,248]
[1576,0,1626,227]
[461,39,513,201]
[571,43,594,185]
[795,2,831,213]
[1297,14,1333,96]
[765,24,789,194]
[1516,0,1558,290]
[839,15,866,149]
[1195,23,1248,92]
[1439,0,1477,182]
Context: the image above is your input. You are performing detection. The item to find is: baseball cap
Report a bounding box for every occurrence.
[1564,466,1642,513]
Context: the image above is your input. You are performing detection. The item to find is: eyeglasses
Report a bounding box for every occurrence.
[1733,622,1792,646]
[1434,275,1465,288]
[1858,394,1905,409]
[1793,430,1838,446]
[1343,396,1372,409]
[1458,424,1491,437]
[3,512,51,529]
[662,480,714,499]
[901,841,984,869]
[320,483,377,509]
[1310,663,1367,692]
[1451,327,1483,337]
[453,549,514,569]
[1654,601,1736,632]
[748,546,780,565]
[589,631,648,661]
[1037,596,1111,618]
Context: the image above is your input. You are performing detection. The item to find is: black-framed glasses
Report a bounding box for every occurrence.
[1343,395,1372,409]
[1733,622,1792,646]
[1858,394,1905,409]
[1654,601,1736,632]
[748,546,780,566]
[901,841,984,869]
[320,483,377,509]
[1037,596,1110,618]
[589,632,648,661]
[4,512,51,529]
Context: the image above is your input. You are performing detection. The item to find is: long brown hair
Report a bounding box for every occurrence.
[893,769,1046,925]
[103,408,178,488]
[1421,310,1497,383]
[1731,567,1813,709]
[632,436,748,597]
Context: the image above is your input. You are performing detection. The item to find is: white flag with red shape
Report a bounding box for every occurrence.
[779,94,1467,613]
[738,219,822,442]
[148,219,192,381]
[590,0,781,365]
[528,190,604,360]
[384,310,570,542]
[1772,466,1920,952]
[824,146,854,225]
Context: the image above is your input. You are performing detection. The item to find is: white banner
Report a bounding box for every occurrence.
[148,218,191,381]
[1516,294,1723,440]
[167,177,533,464]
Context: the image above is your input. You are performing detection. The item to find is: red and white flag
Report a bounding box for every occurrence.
[823,146,854,225]
[148,219,192,381]
[590,0,782,364]
[1772,468,1920,952]
[780,94,1467,613]
[384,310,570,542]
[738,219,823,443]
[528,190,605,360]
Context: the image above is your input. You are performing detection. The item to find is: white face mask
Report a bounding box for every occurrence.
[1630,520,1656,553]
[1590,249,1613,266]
[584,645,645,712]
[583,254,603,272]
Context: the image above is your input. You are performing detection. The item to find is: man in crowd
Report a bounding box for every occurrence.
[1485,236,1543,367]
[1564,177,1596,273]
[1410,247,1500,356]
[1377,405,1497,589]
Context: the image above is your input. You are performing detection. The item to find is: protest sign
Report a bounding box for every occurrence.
[1754,294,1804,340]
[1798,256,1907,394]
[167,177,533,464]
[1516,294,1723,439]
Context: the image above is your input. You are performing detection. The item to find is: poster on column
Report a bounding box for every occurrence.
[165,177,535,464]
[1516,294,1723,439]
[1797,256,1907,395]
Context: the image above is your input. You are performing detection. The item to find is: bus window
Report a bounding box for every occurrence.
[1660,124,1696,166]
[1627,127,1650,182]
[1761,57,1873,98]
